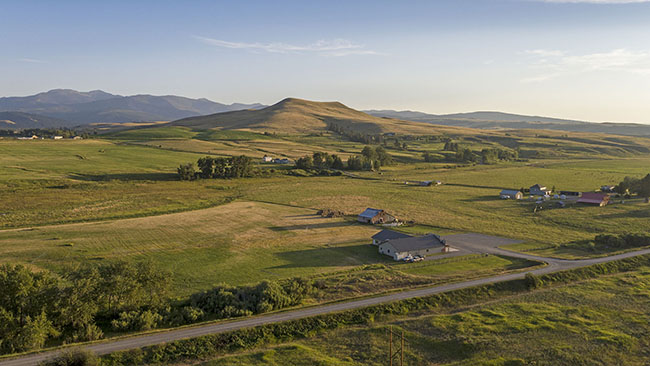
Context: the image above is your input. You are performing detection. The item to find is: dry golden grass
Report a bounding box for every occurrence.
[0,201,381,295]
[171,98,483,135]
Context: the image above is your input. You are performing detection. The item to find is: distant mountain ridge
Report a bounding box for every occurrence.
[0,89,265,128]
[0,111,69,129]
[365,110,650,136]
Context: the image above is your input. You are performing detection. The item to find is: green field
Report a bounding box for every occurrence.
[198,266,650,366]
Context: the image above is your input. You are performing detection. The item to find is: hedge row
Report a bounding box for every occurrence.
[101,254,650,366]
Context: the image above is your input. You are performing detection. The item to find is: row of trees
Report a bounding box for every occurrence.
[296,152,345,170]
[327,122,385,144]
[455,147,518,164]
[0,262,169,354]
[178,155,254,180]
[295,146,393,172]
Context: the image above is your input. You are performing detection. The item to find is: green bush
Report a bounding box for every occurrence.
[39,349,99,366]
[111,310,163,331]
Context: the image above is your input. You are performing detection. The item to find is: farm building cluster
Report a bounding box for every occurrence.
[499,183,613,207]
[355,209,456,261]
[16,135,82,140]
[261,155,291,164]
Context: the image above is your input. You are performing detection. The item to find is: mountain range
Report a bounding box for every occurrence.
[3,89,650,137]
[0,89,264,128]
[365,110,650,137]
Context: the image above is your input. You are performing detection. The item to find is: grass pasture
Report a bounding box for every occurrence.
[0,201,381,295]
[2,136,650,297]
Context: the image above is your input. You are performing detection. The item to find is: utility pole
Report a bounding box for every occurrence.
[387,326,405,366]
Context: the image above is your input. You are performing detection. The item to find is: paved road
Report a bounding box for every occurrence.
[2,240,649,366]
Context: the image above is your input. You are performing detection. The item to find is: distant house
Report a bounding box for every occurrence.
[559,191,581,197]
[72,136,83,140]
[530,184,551,196]
[378,234,447,261]
[600,185,616,193]
[371,229,412,245]
[17,135,38,140]
[578,192,610,207]
[53,136,63,140]
[500,189,523,200]
[261,155,273,163]
[273,158,291,164]
[357,208,397,224]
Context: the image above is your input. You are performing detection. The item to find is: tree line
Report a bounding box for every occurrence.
[0,262,320,356]
[423,145,518,164]
[178,155,254,180]
[0,261,169,354]
[295,146,393,172]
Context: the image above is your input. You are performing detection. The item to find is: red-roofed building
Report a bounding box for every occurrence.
[578,192,610,207]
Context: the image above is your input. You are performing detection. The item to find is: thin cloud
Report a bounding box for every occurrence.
[522,48,650,82]
[194,36,381,56]
[18,58,46,63]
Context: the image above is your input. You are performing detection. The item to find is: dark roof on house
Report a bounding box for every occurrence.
[500,189,521,195]
[358,208,383,218]
[530,184,546,189]
[381,234,445,253]
[371,229,412,242]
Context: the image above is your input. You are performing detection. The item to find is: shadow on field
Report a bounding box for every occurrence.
[69,172,178,182]
[598,206,650,219]
[445,183,507,190]
[271,244,385,268]
[460,195,501,202]
[270,221,357,231]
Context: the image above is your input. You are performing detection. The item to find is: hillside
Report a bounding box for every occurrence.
[366,110,650,137]
[0,111,71,129]
[171,97,463,135]
[0,89,265,125]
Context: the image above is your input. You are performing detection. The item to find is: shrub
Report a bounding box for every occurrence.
[111,310,163,331]
[40,349,99,366]
[524,273,542,289]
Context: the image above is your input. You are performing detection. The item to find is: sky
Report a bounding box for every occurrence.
[2,0,650,123]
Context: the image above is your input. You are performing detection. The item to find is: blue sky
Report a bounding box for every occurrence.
[2,0,650,123]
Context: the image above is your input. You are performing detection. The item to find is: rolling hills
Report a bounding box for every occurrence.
[170,97,467,135]
[366,109,650,136]
[0,89,265,127]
